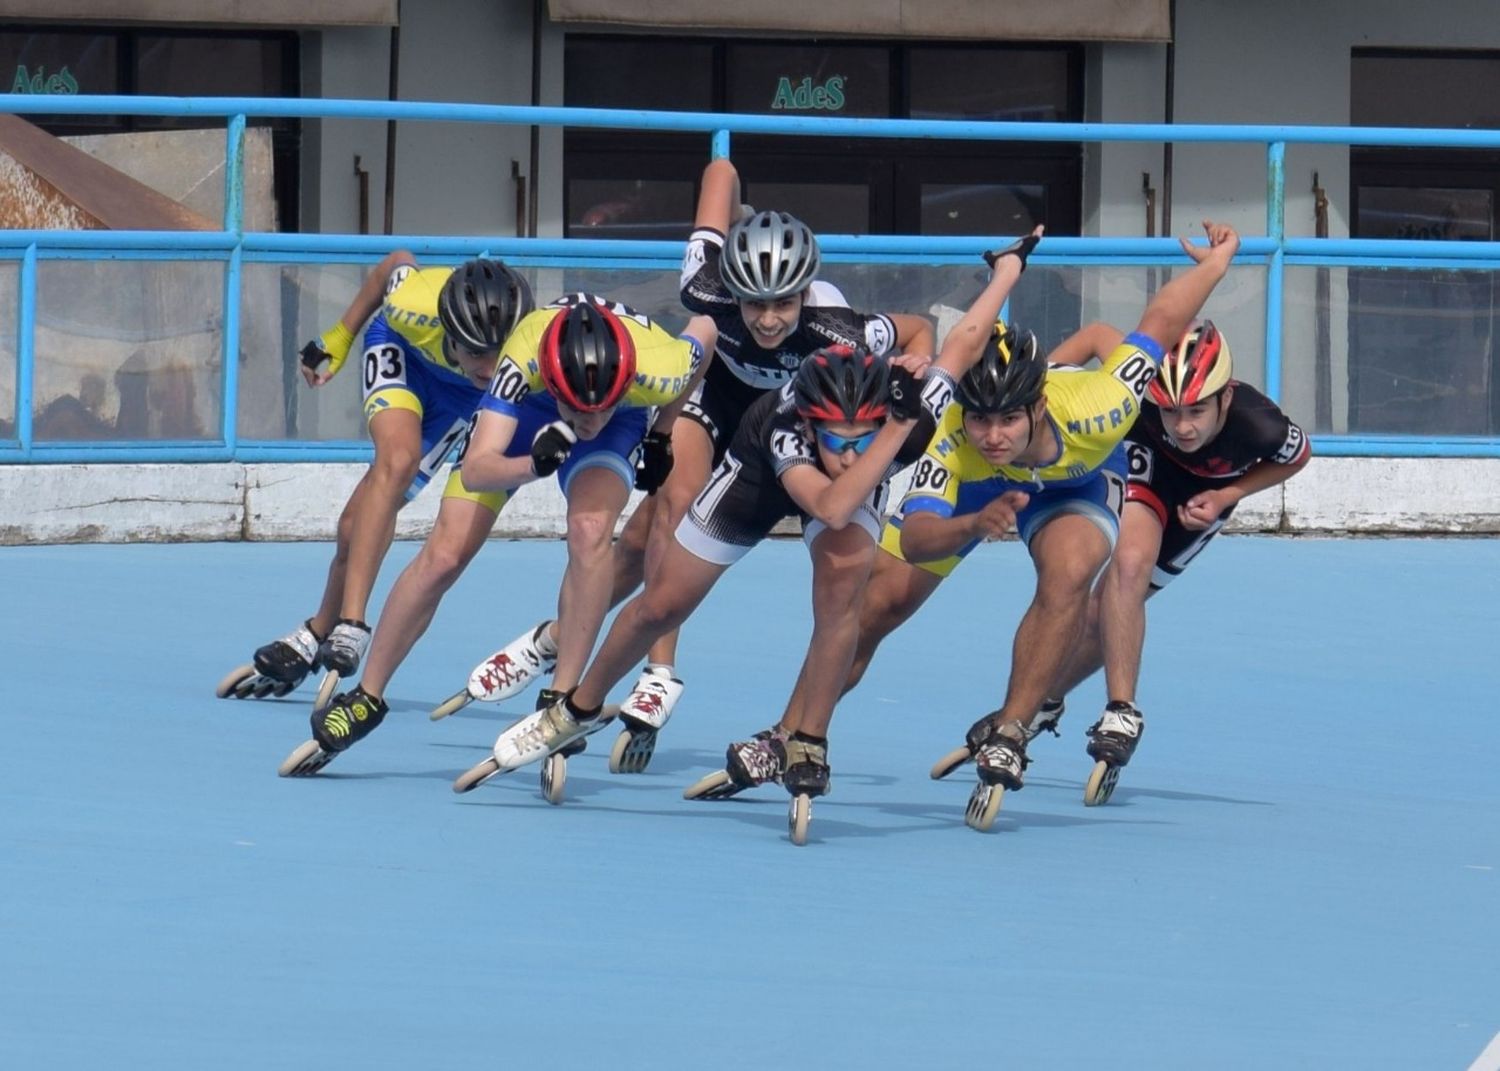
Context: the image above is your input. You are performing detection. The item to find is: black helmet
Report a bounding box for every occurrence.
[720,211,821,302]
[438,258,533,352]
[538,299,636,413]
[792,344,890,423]
[956,324,1045,414]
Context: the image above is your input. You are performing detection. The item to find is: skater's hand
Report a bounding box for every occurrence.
[983,225,1045,273]
[530,420,578,478]
[1178,487,1237,530]
[298,322,356,387]
[969,490,1030,542]
[886,361,926,422]
[1179,220,1240,265]
[634,430,674,493]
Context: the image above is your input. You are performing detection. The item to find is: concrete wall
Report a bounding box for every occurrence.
[2,458,1496,544]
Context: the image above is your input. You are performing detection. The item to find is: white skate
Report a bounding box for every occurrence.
[609,666,685,774]
[430,620,559,720]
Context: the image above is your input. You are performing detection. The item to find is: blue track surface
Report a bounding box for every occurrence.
[4,537,1498,1070]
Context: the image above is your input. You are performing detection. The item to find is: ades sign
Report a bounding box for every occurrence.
[12,65,79,94]
[771,76,845,112]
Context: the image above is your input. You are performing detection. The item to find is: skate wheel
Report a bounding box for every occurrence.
[272,681,297,698]
[278,739,335,778]
[313,670,340,714]
[541,753,567,805]
[250,679,278,700]
[452,757,502,794]
[216,664,256,700]
[429,689,474,722]
[1084,760,1121,807]
[608,728,657,774]
[964,781,1005,832]
[788,794,812,846]
[683,769,741,801]
[930,746,973,781]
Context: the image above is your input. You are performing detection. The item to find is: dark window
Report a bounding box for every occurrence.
[563,35,1082,240]
[725,42,890,117]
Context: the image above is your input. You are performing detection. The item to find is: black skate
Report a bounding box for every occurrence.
[278,687,388,778]
[217,620,323,700]
[783,736,830,847]
[683,728,787,801]
[966,722,1030,832]
[1083,701,1144,807]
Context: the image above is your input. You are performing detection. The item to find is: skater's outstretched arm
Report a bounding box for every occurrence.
[301,249,418,387]
[932,226,1043,382]
[1046,322,1124,368]
[782,415,919,532]
[695,158,742,234]
[1132,220,1240,353]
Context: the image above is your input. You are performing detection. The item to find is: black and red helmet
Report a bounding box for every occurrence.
[792,344,890,423]
[537,300,637,413]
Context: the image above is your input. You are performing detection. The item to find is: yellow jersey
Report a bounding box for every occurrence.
[900,332,1163,515]
[483,294,705,417]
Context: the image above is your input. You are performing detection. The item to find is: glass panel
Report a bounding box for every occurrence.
[744,181,869,234]
[244,262,376,442]
[0,30,121,128]
[1352,51,1500,129]
[565,38,715,112]
[726,43,889,118]
[919,182,1045,236]
[33,260,223,442]
[909,46,1075,121]
[567,178,695,239]
[1356,186,1493,241]
[0,261,16,440]
[1282,266,1500,436]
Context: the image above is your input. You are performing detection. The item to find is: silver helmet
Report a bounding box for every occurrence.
[719,210,821,302]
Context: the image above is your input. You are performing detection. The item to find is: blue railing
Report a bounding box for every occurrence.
[4,94,1500,461]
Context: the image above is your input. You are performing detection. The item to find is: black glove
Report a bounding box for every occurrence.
[886,364,924,422]
[530,420,578,478]
[299,340,331,373]
[634,430,674,493]
[982,232,1041,274]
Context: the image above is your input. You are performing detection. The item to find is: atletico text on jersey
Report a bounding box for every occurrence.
[480,294,706,419]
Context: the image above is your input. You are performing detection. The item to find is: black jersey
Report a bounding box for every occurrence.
[1125,381,1309,589]
[685,385,932,553]
[679,227,898,392]
[1129,381,1309,479]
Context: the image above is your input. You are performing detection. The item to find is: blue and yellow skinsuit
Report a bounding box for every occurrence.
[358,265,505,510]
[478,294,706,494]
[880,331,1166,576]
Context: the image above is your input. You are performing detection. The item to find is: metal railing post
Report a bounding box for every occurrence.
[16,244,37,456]
[221,114,247,450]
[1265,140,1286,402]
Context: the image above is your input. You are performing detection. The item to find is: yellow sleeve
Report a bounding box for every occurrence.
[896,405,965,517]
[620,318,704,409]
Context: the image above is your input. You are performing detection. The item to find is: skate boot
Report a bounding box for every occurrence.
[684,727,788,801]
[429,620,560,720]
[966,721,1029,832]
[609,665,685,774]
[537,689,615,805]
[312,619,372,712]
[452,690,611,801]
[278,686,388,777]
[1028,698,1066,741]
[1083,701,1145,806]
[216,619,323,700]
[783,734,830,847]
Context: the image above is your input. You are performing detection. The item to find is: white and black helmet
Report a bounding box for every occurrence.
[719,210,821,302]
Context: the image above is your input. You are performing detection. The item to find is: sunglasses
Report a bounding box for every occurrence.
[816,428,878,455]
